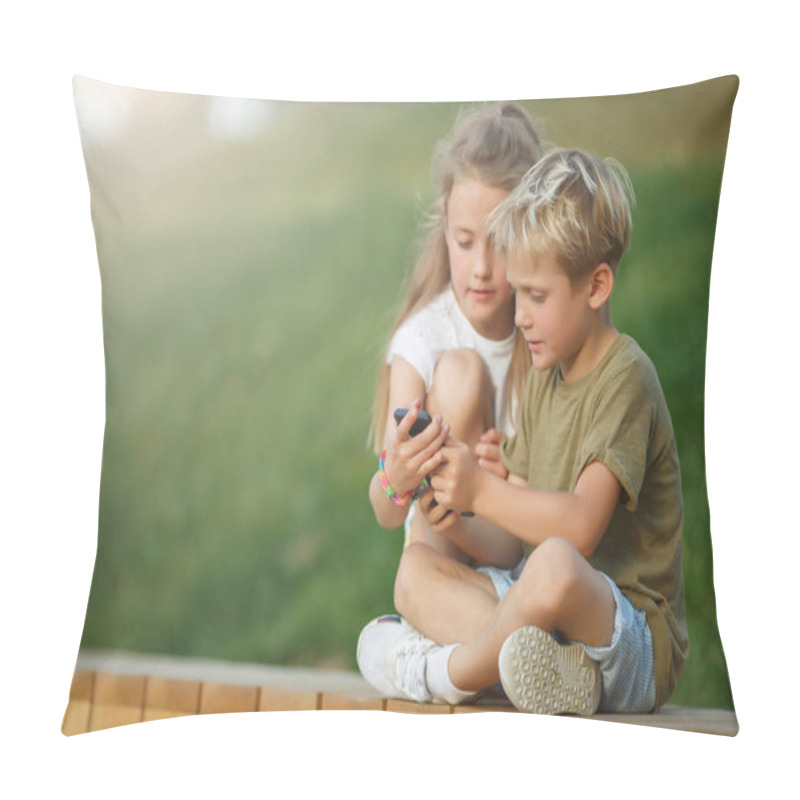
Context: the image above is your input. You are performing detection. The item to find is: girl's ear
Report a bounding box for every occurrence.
[588,263,614,310]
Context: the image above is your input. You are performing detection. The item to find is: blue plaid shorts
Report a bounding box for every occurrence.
[478,563,656,713]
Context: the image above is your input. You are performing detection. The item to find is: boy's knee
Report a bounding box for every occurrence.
[518,537,586,617]
[532,536,581,567]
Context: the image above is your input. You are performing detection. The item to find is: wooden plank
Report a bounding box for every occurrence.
[385,699,453,715]
[63,661,738,738]
[143,676,201,722]
[199,681,260,714]
[93,672,148,706]
[592,705,739,737]
[259,687,319,712]
[319,691,385,711]
[62,670,96,736]
[76,649,375,696]
[90,703,144,731]
[454,689,515,713]
[62,700,93,736]
[89,673,147,732]
[69,670,95,701]
[453,703,516,714]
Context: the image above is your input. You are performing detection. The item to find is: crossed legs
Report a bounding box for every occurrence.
[395,536,617,694]
[394,349,616,699]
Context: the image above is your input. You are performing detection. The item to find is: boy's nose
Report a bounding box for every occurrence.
[514,298,530,329]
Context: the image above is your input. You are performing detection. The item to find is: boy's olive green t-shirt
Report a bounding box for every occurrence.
[501,334,689,708]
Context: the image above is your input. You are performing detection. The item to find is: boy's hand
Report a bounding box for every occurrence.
[475,428,509,480]
[429,437,483,514]
[417,486,459,534]
[384,399,449,497]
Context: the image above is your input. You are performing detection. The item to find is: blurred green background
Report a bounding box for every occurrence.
[75,76,737,710]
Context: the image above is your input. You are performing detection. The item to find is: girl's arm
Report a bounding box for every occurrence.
[430,439,621,558]
[369,357,448,530]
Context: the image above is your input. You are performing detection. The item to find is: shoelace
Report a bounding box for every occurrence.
[394,632,435,703]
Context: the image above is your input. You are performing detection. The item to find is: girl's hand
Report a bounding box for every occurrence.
[417,486,459,535]
[383,398,449,498]
[475,428,509,480]
[429,437,482,514]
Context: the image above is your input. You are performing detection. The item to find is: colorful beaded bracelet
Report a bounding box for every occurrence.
[378,450,427,506]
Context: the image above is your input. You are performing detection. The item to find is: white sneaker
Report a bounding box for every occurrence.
[498,625,601,715]
[357,615,437,703]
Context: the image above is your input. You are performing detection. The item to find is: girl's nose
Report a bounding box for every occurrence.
[473,245,493,277]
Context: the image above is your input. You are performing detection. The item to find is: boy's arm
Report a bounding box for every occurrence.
[474,428,510,479]
[416,487,524,568]
[430,440,621,558]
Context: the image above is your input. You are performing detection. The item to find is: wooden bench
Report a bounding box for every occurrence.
[62,649,738,737]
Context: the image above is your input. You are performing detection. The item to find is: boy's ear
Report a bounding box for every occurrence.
[587,262,614,310]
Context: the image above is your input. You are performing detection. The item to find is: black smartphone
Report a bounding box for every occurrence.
[393,407,433,437]
[393,407,474,517]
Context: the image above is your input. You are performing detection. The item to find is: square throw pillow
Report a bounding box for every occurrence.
[63,75,738,735]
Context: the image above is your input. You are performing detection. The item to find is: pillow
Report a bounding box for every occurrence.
[64,75,738,735]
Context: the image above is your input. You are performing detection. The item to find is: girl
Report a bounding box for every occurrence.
[368,102,542,570]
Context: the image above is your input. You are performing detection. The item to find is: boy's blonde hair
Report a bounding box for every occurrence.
[370,102,543,452]
[490,148,635,281]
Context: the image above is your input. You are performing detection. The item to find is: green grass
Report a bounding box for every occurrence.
[78,85,736,709]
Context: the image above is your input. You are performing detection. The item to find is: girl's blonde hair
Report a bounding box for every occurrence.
[370,102,543,452]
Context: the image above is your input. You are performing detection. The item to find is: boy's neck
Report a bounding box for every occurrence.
[559,321,619,383]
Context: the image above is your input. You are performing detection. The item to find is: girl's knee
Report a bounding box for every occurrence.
[432,349,489,396]
[429,349,492,435]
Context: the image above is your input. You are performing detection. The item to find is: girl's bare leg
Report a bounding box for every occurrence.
[394,542,499,645]
[409,348,494,559]
[426,348,494,447]
[447,537,617,692]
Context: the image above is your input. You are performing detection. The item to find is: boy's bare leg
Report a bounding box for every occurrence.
[447,537,617,692]
[394,542,499,645]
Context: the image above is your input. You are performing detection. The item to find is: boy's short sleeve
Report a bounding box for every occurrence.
[579,364,654,512]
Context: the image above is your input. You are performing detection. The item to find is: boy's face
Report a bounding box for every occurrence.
[507,251,596,381]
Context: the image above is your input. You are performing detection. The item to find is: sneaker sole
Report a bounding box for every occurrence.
[498,626,601,716]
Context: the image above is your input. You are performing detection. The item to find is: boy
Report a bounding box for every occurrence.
[357,148,688,715]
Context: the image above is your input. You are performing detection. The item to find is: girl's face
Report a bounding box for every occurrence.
[444,180,515,341]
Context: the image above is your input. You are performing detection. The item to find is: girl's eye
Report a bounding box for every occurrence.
[457,240,473,250]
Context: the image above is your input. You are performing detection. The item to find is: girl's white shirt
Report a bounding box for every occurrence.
[386,286,517,437]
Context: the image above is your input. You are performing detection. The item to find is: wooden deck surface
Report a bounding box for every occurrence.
[62,649,738,737]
